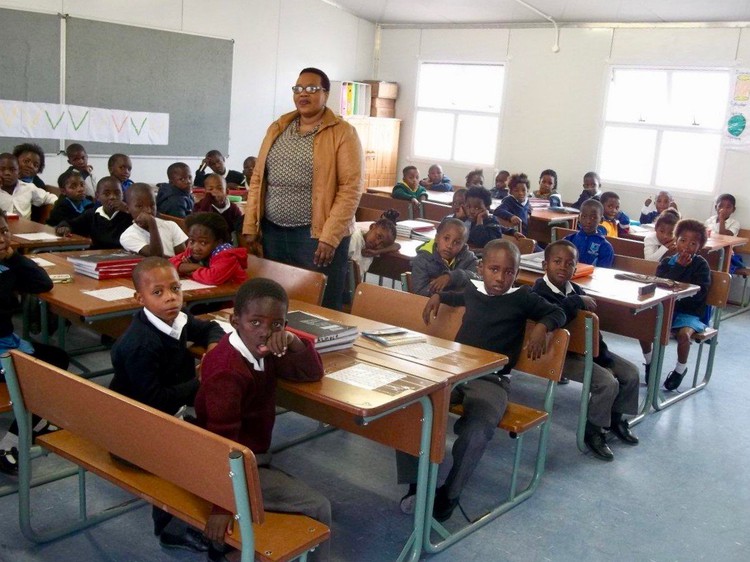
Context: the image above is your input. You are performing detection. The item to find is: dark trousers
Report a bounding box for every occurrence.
[261,219,350,311]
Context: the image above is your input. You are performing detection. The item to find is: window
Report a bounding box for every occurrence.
[413,62,505,166]
[599,67,730,192]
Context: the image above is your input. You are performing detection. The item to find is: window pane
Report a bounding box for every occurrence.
[418,63,504,113]
[606,69,667,124]
[453,115,498,164]
[656,131,721,191]
[413,111,454,160]
[670,71,730,129]
[600,126,657,184]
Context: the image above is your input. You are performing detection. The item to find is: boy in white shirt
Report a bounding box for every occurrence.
[0,153,57,220]
[120,183,187,257]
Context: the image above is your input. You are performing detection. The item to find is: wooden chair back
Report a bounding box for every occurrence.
[565,310,599,357]
[421,201,452,222]
[513,322,570,382]
[552,226,576,241]
[355,207,384,222]
[707,270,732,308]
[246,255,327,306]
[9,350,264,523]
[158,213,188,234]
[351,283,465,341]
[612,255,658,275]
[734,228,750,256]
[359,192,413,220]
[502,234,536,255]
[552,226,644,257]
[30,204,54,225]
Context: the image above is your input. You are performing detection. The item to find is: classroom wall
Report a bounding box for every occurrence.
[378,25,750,226]
[0,0,375,186]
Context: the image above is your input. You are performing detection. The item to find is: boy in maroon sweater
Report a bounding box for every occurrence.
[195,278,330,561]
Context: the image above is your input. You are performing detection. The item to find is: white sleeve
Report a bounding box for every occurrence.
[119,225,146,253]
[169,221,188,246]
[727,218,740,236]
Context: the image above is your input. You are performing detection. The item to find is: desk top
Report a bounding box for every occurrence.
[9,217,90,252]
[531,208,580,223]
[626,225,748,251]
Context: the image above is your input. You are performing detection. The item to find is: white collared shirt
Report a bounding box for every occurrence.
[0,181,58,219]
[212,200,231,213]
[95,206,120,221]
[119,216,188,257]
[229,330,264,372]
[472,279,520,296]
[144,308,188,340]
[542,274,575,296]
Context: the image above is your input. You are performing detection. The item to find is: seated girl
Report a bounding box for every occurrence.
[644,209,680,261]
[349,209,401,281]
[640,190,677,225]
[494,173,531,235]
[533,169,562,207]
[170,212,248,285]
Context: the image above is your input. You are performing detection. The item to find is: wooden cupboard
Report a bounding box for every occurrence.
[344,117,401,189]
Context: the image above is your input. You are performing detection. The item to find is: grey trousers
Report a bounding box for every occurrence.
[564,351,639,428]
[396,376,510,501]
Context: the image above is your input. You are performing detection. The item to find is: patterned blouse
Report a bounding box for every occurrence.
[264,118,319,227]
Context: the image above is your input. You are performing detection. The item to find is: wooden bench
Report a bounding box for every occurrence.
[1,350,329,561]
[359,192,414,220]
[724,227,750,317]
[246,255,328,306]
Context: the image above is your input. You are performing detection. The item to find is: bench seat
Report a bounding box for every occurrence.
[450,402,548,436]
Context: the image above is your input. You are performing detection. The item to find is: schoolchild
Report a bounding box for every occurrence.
[241,156,257,187]
[446,188,469,225]
[0,153,57,220]
[348,209,400,280]
[419,164,453,192]
[494,173,532,235]
[192,173,244,234]
[12,143,47,189]
[705,193,744,272]
[58,143,97,197]
[465,168,484,187]
[194,150,244,188]
[108,153,133,192]
[392,165,428,209]
[156,162,194,218]
[571,171,602,210]
[489,170,510,199]
[564,199,614,267]
[120,183,188,257]
[464,186,520,248]
[46,169,94,227]
[643,209,680,262]
[534,169,562,207]
[599,191,630,237]
[640,190,677,225]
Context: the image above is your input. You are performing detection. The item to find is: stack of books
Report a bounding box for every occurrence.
[67,252,143,279]
[361,327,426,347]
[285,310,359,353]
[396,220,436,241]
[519,251,545,273]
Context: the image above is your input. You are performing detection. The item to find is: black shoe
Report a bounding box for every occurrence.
[433,486,459,522]
[664,370,686,391]
[644,363,651,384]
[610,419,639,445]
[159,527,210,552]
[584,432,614,461]
[558,377,570,385]
[208,542,234,561]
[0,448,18,475]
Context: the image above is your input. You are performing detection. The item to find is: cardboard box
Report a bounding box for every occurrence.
[364,80,399,99]
[371,97,395,110]
[370,106,395,118]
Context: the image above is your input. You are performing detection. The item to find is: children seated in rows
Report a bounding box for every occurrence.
[349,209,400,281]
[564,199,614,267]
[419,164,453,192]
[494,173,531,235]
[13,143,47,189]
[644,209,680,261]
[120,183,187,257]
[392,165,428,208]
[490,170,509,199]
[195,149,244,188]
[108,153,133,192]
[156,162,194,218]
[59,143,96,198]
[193,173,244,234]
[640,190,677,224]
[572,171,601,209]
[170,212,248,285]
[410,218,478,296]
[196,278,330,561]
[56,177,132,250]
[397,239,565,520]
[464,186,522,247]
[110,257,224,552]
[241,155,257,187]
[640,220,711,390]
[46,169,94,226]
[465,168,484,187]
[533,169,562,207]
[599,191,630,237]
[0,153,58,220]
[531,240,640,461]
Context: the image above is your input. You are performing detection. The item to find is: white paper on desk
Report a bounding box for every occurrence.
[389,342,452,360]
[30,257,55,267]
[83,286,136,302]
[180,279,217,291]
[326,363,404,390]
[14,232,60,241]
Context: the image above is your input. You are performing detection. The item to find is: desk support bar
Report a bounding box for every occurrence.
[629,302,663,427]
[576,316,596,452]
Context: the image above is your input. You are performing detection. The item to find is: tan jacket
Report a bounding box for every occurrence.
[242,108,364,248]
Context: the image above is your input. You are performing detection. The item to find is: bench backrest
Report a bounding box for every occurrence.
[359,192,413,220]
[246,255,327,306]
[707,270,731,308]
[351,282,464,340]
[421,201,452,222]
[514,322,570,382]
[565,310,599,357]
[502,234,537,255]
[158,213,188,234]
[612,254,658,275]
[8,350,264,523]
[734,228,750,255]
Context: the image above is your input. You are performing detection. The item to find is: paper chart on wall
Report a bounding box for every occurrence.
[724,70,750,150]
[0,99,169,145]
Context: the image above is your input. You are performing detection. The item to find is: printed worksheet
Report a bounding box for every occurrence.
[327,363,405,390]
[82,286,136,301]
[30,257,55,267]
[389,342,452,360]
[14,232,59,241]
[180,279,217,291]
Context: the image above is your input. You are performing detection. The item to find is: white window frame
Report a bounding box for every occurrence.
[410,60,506,168]
[597,65,731,195]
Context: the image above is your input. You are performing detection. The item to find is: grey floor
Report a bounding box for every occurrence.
[1,293,749,561]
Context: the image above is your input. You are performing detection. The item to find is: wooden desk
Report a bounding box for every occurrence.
[9,217,90,253]
[528,209,579,244]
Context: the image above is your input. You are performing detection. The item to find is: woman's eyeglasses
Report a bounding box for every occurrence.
[292,85,327,94]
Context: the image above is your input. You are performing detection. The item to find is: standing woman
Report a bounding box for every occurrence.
[242,67,364,310]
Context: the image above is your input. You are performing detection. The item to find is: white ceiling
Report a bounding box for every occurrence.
[329,0,750,25]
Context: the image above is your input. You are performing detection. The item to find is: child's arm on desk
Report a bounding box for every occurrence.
[422,290,465,325]
[267,333,324,382]
[523,291,567,360]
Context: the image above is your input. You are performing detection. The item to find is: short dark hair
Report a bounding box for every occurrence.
[675,219,708,248]
[185,212,231,243]
[539,168,557,189]
[13,143,45,173]
[204,173,226,189]
[65,143,86,157]
[465,169,484,184]
[234,278,288,316]
[428,164,442,173]
[437,217,468,241]
[715,193,736,209]
[96,176,122,194]
[453,187,468,198]
[544,239,578,261]
[655,208,680,228]
[402,165,417,176]
[599,191,619,206]
[58,169,83,190]
[373,209,399,240]
[580,198,603,215]
[132,257,175,291]
[583,171,601,185]
[299,67,331,91]
[483,238,520,266]
[497,170,510,177]
[205,149,224,159]
[466,186,491,208]
[108,153,130,169]
[125,182,155,204]
[167,162,189,179]
[509,173,530,190]
[0,153,16,166]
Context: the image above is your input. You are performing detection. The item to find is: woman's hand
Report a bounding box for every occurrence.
[422,294,441,325]
[314,241,335,267]
[241,234,263,257]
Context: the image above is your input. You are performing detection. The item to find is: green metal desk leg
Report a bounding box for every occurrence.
[576,316,595,452]
[228,451,255,562]
[629,302,663,427]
